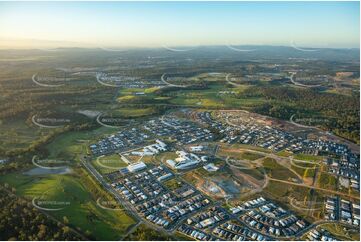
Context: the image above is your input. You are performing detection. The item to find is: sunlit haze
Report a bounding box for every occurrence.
[0,1,359,49]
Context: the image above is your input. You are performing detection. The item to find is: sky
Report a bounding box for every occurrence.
[0,1,359,49]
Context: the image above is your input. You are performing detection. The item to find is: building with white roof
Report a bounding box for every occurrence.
[166,151,201,170]
[127,162,147,172]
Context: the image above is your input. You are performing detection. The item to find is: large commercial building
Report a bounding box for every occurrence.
[166,151,201,170]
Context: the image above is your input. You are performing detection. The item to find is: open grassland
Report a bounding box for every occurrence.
[263,158,299,181]
[115,107,158,118]
[218,148,266,161]
[0,171,135,240]
[262,180,325,222]
[166,84,264,109]
[0,117,54,152]
[317,172,338,190]
[292,160,320,168]
[238,167,265,181]
[45,127,117,159]
[291,165,305,178]
[291,162,318,179]
[293,153,325,162]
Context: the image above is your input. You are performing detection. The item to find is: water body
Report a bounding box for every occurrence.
[24,167,72,176]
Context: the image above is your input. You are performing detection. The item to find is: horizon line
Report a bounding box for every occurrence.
[0,44,360,51]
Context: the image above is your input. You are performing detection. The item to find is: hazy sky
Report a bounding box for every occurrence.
[0,1,359,49]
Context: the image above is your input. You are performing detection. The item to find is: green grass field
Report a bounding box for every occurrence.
[91,154,127,175]
[119,87,160,96]
[155,151,178,162]
[117,87,164,105]
[239,152,264,161]
[303,168,316,178]
[317,172,337,190]
[110,81,262,113]
[293,153,324,162]
[276,150,293,157]
[115,107,157,118]
[0,171,135,240]
[163,178,183,190]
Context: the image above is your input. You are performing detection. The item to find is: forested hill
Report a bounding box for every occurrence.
[244,86,360,143]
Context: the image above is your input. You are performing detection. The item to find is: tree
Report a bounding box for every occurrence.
[63,216,69,225]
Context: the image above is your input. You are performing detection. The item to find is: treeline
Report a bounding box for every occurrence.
[0,76,117,156]
[124,224,175,241]
[0,184,82,241]
[2,122,95,157]
[240,86,360,143]
[242,86,359,112]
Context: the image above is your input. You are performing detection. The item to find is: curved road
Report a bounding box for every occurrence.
[161,73,190,88]
[289,72,322,88]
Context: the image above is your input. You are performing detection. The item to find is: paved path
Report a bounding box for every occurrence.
[119,221,142,240]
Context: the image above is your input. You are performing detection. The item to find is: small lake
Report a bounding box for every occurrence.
[24,167,72,176]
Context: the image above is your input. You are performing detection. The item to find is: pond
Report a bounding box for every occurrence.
[23,167,72,176]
